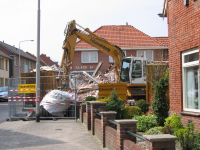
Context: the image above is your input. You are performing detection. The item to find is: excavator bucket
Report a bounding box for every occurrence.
[98,83,127,101]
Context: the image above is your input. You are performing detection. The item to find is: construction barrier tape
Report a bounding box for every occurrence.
[8,97,39,99]
[8,89,36,92]
[9,99,36,101]
[9,99,79,106]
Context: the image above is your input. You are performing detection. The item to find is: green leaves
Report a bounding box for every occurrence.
[174,123,200,150]
[106,89,123,119]
[152,76,169,126]
[133,115,158,132]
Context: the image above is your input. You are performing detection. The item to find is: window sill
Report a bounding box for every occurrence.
[181,111,200,117]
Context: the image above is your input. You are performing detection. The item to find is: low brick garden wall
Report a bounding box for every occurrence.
[80,102,178,150]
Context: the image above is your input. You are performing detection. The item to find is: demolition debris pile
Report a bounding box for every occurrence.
[71,69,117,102]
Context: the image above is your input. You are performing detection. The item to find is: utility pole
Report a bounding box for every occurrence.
[36,0,41,122]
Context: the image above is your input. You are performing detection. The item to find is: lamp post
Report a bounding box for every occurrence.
[19,40,34,77]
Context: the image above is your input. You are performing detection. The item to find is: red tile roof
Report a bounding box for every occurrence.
[153,37,169,47]
[75,25,167,49]
[40,54,59,67]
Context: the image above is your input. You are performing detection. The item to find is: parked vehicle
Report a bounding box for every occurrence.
[0,86,8,101]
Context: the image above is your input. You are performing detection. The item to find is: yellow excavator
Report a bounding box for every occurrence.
[59,20,147,101]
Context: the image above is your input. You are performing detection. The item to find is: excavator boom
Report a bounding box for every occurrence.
[60,20,124,82]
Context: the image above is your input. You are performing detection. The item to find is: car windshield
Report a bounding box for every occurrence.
[0,87,8,92]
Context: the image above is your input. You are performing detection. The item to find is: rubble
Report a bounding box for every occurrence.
[31,65,60,72]
[73,69,118,102]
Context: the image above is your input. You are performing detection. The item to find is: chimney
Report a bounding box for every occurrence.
[126,22,128,25]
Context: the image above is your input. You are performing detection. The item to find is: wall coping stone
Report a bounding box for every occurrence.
[100,111,117,115]
[115,119,138,124]
[143,134,178,142]
[89,101,107,105]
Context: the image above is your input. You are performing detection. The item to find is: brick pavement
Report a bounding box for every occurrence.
[0,119,106,150]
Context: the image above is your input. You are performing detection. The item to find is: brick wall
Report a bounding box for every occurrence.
[123,140,145,150]
[94,118,101,143]
[167,0,200,129]
[80,101,177,150]
[105,126,117,150]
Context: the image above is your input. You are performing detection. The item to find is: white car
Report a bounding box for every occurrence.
[0,86,8,101]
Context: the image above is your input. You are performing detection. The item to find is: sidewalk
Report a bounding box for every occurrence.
[0,119,106,150]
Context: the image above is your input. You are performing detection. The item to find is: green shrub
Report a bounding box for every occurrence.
[96,98,109,103]
[106,89,123,119]
[97,96,106,100]
[152,77,169,126]
[133,115,158,132]
[85,96,96,101]
[135,99,149,114]
[163,113,183,134]
[145,126,164,135]
[175,123,200,150]
[122,106,142,119]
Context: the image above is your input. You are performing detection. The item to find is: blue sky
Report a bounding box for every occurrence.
[0,0,167,64]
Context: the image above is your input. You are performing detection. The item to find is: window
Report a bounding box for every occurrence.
[137,50,153,62]
[14,57,17,66]
[81,52,98,63]
[5,60,7,70]
[29,61,31,69]
[0,58,3,69]
[163,49,168,60]
[5,78,8,86]
[109,51,126,63]
[0,78,4,87]
[182,48,199,112]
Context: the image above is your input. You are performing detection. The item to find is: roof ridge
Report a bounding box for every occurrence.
[128,25,166,47]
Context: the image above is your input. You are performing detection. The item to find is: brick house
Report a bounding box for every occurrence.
[162,0,200,129]
[0,41,36,78]
[40,54,59,67]
[72,25,168,75]
[0,51,12,86]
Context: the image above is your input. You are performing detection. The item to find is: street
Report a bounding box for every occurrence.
[0,101,8,124]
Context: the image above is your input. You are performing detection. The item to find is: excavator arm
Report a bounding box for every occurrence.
[60,20,125,82]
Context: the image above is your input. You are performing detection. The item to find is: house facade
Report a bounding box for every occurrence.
[0,51,12,87]
[163,0,200,129]
[72,25,168,75]
[0,41,36,78]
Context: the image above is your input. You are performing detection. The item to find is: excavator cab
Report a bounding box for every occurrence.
[120,57,147,84]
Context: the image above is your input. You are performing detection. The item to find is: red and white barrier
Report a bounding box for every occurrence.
[8,89,36,92]
[8,97,39,99]
[9,99,36,101]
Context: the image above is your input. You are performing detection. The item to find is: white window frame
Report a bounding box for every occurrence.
[14,57,17,66]
[137,50,153,62]
[29,61,31,69]
[81,52,98,63]
[182,48,199,112]
[109,51,126,63]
